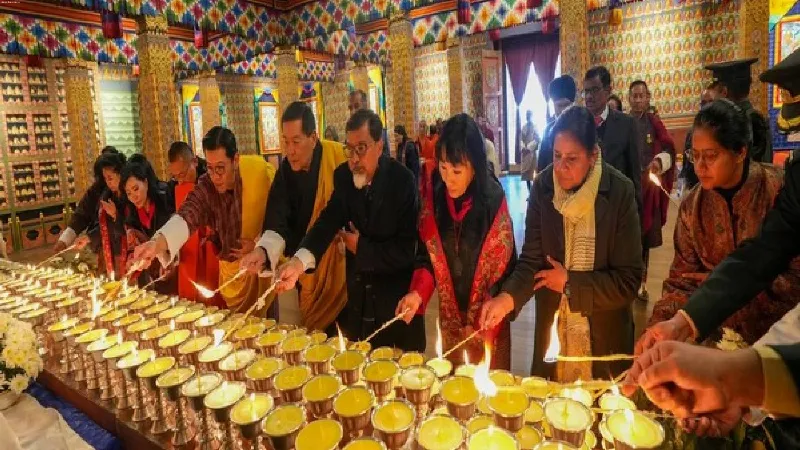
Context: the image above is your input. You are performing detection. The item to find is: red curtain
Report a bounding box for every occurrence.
[503,33,560,164]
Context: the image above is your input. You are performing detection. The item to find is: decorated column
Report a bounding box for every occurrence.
[559,0,589,86]
[388,14,416,144]
[384,65,396,153]
[199,70,221,134]
[136,15,180,180]
[350,61,370,95]
[447,38,465,116]
[461,33,489,119]
[322,66,351,141]
[219,75,258,154]
[739,0,769,112]
[275,46,299,154]
[64,60,100,194]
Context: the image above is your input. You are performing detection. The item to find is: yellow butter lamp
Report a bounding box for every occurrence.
[416,414,465,450]
[231,392,274,425]
[604,409,664,450]
[426,320,452,378]
[295,418,343,450]
[467,426,519,450]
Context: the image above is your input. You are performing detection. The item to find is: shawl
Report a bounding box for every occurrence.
[551,153,603,381]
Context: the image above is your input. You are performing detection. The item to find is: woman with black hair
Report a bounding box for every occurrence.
[397,113,516,369]
[393,125,420,182]
[121,154,176,293]
[81,150,129,277]
[647,99,800,345]
[480,106,643,380]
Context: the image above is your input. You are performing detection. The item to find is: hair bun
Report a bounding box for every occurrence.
[128,153,148,165]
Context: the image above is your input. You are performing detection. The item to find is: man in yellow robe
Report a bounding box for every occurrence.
[242,102,347,333]
[130,127,276,311]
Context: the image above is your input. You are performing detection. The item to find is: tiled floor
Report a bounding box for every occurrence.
[15,174,677,376]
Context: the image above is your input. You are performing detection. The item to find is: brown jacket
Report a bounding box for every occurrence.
[503,163,643,378]
[650,162,800,344]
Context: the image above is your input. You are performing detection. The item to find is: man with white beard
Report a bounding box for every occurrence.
[276,109,425,351]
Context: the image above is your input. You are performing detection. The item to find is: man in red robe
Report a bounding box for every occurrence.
[167,141,221,306]
[628,80,675,302]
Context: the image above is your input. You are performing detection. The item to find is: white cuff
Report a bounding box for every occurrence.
[59,227,77,245]
[294,248,316,271]
[755,304,800,347]
[655,152,672,174]
[156,215,190,264]
[257,230,285,271]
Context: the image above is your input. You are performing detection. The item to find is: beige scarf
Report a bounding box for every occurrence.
[551,153,603,381]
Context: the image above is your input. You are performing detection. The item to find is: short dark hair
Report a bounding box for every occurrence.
[120,154,161,204]
[394,125,408,140]
[429,125,438,136]
[585,66,612,89]
[629,80,649,93]
[202,126,237,159]
[350,89,368,103]
[282,101,316,136]
[101,146,118,155]
[436,113,489,193]
[548,75,577,102]
[551,106,598,154]
[168,141,193,162]
[346,109,383,142]
[693,99,748,155]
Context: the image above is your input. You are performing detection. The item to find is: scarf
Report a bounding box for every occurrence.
[551,153,603,381]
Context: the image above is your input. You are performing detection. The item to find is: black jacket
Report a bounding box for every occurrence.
[502,163,643,378]
[398,139,420,184]
[597,109,643,213]
[299,156,425,351]
[69,182,106,234]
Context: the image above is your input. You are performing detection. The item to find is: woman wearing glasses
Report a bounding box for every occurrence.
[396,114,516,369]
[648,99,800,345]
[479,106,642,380]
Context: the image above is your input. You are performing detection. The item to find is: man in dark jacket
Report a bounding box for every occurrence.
[582,66,643,210]
[538,75,577,170]
[275,109,425,351]
[705,58,772,163]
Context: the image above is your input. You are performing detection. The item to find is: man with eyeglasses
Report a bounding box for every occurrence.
[582,66,642,210]
[130,126,277,312]
[239,101,348,334]
[166,141,220,304]
[274,109,425,351]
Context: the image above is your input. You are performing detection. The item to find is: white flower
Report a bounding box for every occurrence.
[8,374,29,394]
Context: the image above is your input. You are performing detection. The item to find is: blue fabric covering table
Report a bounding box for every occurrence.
[26,382,121,450]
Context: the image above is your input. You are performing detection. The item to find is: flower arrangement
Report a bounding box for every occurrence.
[0,312,43,394]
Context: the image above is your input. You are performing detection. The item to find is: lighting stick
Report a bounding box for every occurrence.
[441,329,482,359]
[191,268,247,298]
[222,279,279,341]
[551,354,634,363]
[36,243,78,268]
[648,173,681,207]
[363,308,410,343]
[591,407,676,420]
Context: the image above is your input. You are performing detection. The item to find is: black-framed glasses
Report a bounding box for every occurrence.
[344,142,373,159]
[581,86,604,97]
[685,149,720,166]
[208,163,229,176]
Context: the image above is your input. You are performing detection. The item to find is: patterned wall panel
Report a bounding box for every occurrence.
[414,45,450,123]
[299,60,335,82]
[219,76,258,154]
[588,0,740,117]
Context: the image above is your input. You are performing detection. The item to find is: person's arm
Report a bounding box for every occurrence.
[154,182,211,263]
[354,173,419,274]
[757,345,800,417]
[257,168,289,270]
[567,177,643,314]
[682,164,800,341]
[408,236,435,314]
[296,170,349,270]
[501,175,546,315]
[648,203,703,325]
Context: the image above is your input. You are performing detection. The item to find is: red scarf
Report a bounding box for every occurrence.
[136,201,156,230]
[99,202,127,277]
[418,168,513,368]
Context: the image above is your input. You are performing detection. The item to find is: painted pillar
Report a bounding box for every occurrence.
[322,66,351,141]
[199,70,221,134]
[64,60,100,194]
[447,37,465,116]
[136,15,180,179]
[388,14,416,146]
[739,0,769,113]
[461,33,490,119]
[559,0,589,86]
[350,61,370,96]
[219,75,259,154]
[275,46,299,154]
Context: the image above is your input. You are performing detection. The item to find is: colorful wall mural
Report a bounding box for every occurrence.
[414,45,450,123]
[769,0,800,149]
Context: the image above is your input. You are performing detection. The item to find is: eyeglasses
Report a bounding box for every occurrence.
[581,86,605,97]
[685,149,720,166]
[208,163,230,176]
[344,142,373,159]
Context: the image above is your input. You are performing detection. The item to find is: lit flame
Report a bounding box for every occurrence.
[170,319,175,331]
[249,392,255,402]
[60,314,68,323]
[435,319,443,359]
[191,280,215,299]
[170,296,178,307]
[192,329,197,338]
[543,311,560,363]
[473,342,497,397]
[336,323,345,352]
[110,271,116,282]
[149,353,155,362]
[213,329,224,347]
[464,350,470,366]
[648,172,662,187]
